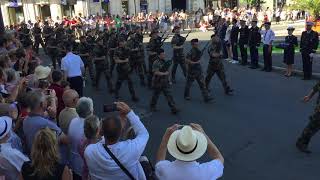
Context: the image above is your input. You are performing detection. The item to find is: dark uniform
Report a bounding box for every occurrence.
[114,43,139,101]
[42,24,53,49]
[283,35,298,65]
[108,33,118,76]
[171,33,187,82]
[78,38,95,83]
[238,24,249,65]
[147,33,162,87]
[92,40,113,93]
[184,42,211,102]
[230,22,239,61]
[296,82,320,153]
[46,37,59,69]
[205,36,233,95]
[127,34,146,85]
[19,24,31,47]
[150,55,179,114]
[300,29,319,79]
[248,25,261,68]
[32,25,45,54]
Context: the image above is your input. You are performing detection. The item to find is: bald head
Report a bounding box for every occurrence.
[62,89,79,108]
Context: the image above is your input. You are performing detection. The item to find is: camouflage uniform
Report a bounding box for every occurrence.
[78,40,95,82]
[185,47,211,101]
[46,37,59,69]
[114,46,138,100]
[205,38,232,94]
[296,82,320,151]
[147,36,162,87]
[127,35,146,85]
[92,42,113,93]
[150,57,178,112]
[171,33,187,81]
[108,34,118,76]
[42,25,53,48]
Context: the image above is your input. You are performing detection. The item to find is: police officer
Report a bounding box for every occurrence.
[238,19,249,65]
[92,37,114,93]
[78,36,95,85]
[127,32,146,86]
[147,30,164,88]
[171,26,187,83]
[184,39,212,102]
[108,31,118,76]
[296,82,320,153]
[230,18,239,62]
[248,18,261,69]
[150,48,179,114]
[300,22,319,80]
[32,22,45,54]
[205,34,233,95]
[114,38,139,102]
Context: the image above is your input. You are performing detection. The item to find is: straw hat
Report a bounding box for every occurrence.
[34,65,51,80]
[0,116,12,139]
[167,126,208,162]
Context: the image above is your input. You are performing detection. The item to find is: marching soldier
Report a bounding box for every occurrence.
[78,36,95,85]
[108,31,118,76]
[42,21,54,49]
[205,34,233,95]
[118,27,128,41]
[32,22,45,54]
[248,18,261,69]
[300,21,319,80]
[92,38,114,93]
[171,26,187,83]
[238,19,249,65]
[114,38,139,102]
[135,26,147,75]
[46,37,59,69]
[184,39,212,102]
[150,48,179,114]
[127,32,146,86]
[19,23,31,47]
[296,81,320,153]
[147,30,163,88]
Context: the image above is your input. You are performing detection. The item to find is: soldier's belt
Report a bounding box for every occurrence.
[173,46,183,49]
[149,52,157,55]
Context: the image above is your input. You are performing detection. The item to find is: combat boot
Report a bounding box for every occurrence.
[204,96,213,103]
[296,139,311,154]
[171,107,180,114]
[225,87,234,96]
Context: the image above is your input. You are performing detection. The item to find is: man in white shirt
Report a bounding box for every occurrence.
[68,97,93,179]
[84,102,149,180]
[261,21,275,72]
[61,43,85,96]
[155,123,224,180]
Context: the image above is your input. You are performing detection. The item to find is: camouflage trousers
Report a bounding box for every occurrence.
[150,87,176,110]
[95,68,113,92]
[115,73,136,99]
[147,54,158,87]
[82,58,95,81]
[297,112,320,148]
[171,55,187,80]
[205,62,229,91]
[130,59,146,83]
[184,72,210,99]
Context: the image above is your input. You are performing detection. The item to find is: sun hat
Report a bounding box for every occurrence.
[34,65,51,80]
[287,25,295,30]
[167,126,208,162]
[0,116,12,139]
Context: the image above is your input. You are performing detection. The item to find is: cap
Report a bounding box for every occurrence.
[157,48,165,55]
[287,25,295,30]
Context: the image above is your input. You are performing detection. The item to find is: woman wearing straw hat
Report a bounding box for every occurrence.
[155,124,224,180]
[283,25,298,77]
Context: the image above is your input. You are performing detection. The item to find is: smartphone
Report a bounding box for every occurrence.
[103,104,118,112]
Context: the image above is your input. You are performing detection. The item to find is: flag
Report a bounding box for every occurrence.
[8,0,18,7]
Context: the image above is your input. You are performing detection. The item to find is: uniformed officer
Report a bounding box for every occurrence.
[78,36,95,84]
[42,21,54,49]
[300,21,319,80]
[32,22,45,54]
[238,19,249,65]
[184,39,212,102]
[46,37,59,69]
[92,38,114,93]
[147,30,163,88]
[108,31,118,76]
[19,23,31,47]
[261,21,275,72]
[114,38,139,102]
[135,26,147,75]
[118,27,128,41]
[127,32,146,86]
[150,48,179,114]
[296,81,320,153]
[230,18,239,62]
[205,34,233,95]
[248,18,261,69]
[171,26,187,83]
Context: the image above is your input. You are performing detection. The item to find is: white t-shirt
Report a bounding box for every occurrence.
[61,52,84,78]
[155,159,224,180]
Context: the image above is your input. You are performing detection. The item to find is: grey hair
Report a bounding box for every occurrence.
[84,115,100,140]
[76,97,93,118]
[5,68,17,83]
[27,90,46,111]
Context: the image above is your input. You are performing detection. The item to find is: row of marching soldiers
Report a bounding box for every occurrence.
[43,24,233,114]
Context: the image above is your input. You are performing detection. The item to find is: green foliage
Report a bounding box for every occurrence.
[291,0,320,18]
[239,0,266,7]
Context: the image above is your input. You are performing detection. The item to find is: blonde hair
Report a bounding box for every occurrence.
[31,127,60,178]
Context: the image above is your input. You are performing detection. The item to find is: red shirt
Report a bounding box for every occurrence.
[49,83,65,117]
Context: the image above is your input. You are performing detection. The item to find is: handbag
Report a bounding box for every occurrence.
[103,144,135,180]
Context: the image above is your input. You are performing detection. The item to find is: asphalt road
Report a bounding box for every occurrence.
[40,28,320,179]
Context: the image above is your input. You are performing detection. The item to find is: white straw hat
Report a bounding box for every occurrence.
[34,65,51,80]
[0,116,12,139]
[167,126,208,162]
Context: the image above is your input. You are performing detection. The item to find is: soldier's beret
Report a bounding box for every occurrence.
[157,48,165,54]
[191,39,199,43]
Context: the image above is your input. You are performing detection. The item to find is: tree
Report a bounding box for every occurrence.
[291,0,320,18]
[239,0,266,9]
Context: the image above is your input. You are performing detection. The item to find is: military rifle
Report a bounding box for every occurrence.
[184,30,192,39]
[199,41,211,58]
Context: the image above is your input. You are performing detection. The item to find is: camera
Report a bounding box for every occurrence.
[103,104,118,112]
